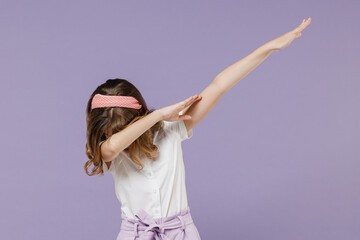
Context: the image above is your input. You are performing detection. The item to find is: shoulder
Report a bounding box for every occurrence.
[102,153,124,174]
[162,120,193,142]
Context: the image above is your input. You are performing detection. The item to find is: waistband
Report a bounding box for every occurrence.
[120,207,193,239]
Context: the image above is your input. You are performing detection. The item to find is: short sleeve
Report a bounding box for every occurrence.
[163,120,193,142]
[99,140,115,174]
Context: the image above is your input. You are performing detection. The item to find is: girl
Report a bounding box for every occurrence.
[85,18,311,240]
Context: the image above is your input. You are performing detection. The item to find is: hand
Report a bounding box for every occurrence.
[269,17,312,51]
[158,94,202,122]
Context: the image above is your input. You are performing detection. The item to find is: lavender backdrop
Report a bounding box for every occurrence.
[1,0,359,239]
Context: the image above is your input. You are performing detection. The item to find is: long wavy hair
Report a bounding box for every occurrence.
[84,78,164,176]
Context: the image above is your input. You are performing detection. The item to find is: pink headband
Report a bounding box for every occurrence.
[91,93,142,110]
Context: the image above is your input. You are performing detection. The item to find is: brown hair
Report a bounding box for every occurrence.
[84,78,164,176]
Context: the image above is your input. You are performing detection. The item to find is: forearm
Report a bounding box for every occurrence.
[213,41,278,94]
[106,109,163,155]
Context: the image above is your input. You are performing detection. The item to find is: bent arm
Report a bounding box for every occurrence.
[101,110,163,162]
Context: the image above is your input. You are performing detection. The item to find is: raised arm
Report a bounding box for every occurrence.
[182,18,311,132]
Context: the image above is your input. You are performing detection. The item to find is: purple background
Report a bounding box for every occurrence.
[1,0,359,239]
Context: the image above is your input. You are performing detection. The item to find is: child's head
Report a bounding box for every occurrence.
[84,78,163,176]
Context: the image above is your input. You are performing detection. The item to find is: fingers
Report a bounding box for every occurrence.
[184,94,202,108]
[177,94,202,111]
[294,17,311,33]
[178,114,192,120]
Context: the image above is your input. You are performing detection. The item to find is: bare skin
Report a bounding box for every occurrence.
[102,95,202,168]
[102,18,312,169]
[180,18,312,133]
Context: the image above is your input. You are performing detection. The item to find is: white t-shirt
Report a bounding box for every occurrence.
[101,119,193,219]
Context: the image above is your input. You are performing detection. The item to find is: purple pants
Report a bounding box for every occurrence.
[116,206,201,240]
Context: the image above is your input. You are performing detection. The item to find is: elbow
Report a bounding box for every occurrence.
[108,138,128,157]
[211,79,226,96]
[102,140,121,161]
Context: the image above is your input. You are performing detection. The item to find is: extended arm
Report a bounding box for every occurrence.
[182,18,311,132]
[213,41,276,94]
[181,43,275,132]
